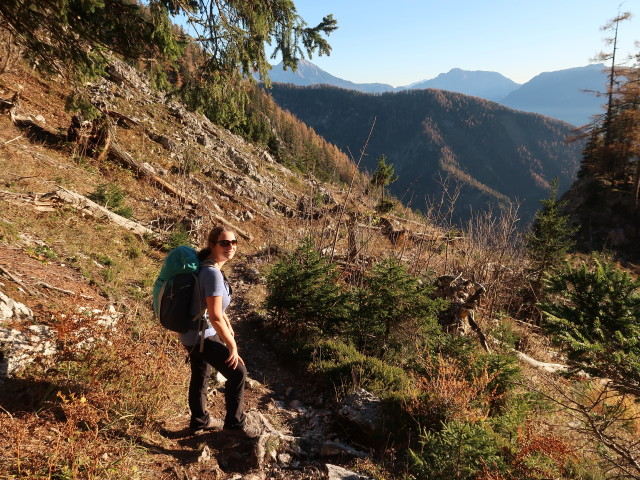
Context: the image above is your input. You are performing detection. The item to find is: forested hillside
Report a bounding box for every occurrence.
[268,84,583,222]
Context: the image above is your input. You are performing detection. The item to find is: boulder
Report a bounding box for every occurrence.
[0,325,57,377]
[336,389,383,438]
[326,464,373,480]
[0,291,33,322]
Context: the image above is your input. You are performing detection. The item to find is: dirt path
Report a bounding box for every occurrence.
[148,260,336,479]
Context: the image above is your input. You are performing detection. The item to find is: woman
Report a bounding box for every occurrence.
[181,226,259,438]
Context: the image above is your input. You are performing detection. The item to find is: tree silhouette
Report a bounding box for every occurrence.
[370,154,398,209]
[525,179,577,299]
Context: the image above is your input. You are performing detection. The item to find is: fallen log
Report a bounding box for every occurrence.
[208,212,252,241]
[106,141,200,206]
[45,186,162,245]
[0,264,37,296]
[513,350,569,374]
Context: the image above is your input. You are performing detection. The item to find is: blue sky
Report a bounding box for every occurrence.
[273,0,640,86]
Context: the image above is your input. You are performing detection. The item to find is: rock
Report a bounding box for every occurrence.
[326,464,373,480]
[197,445,211,463]
[0,325,57,377]
[0,291,33,322]
[213,371,227,384]
[320,441,367,459]
[289,399,304,409]
[336,389,383,438]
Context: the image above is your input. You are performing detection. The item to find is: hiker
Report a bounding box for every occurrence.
[182,226,259,438]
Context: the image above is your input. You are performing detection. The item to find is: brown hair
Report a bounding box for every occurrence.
[197,226,233,261]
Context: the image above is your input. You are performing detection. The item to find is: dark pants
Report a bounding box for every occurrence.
[186,335,247,430]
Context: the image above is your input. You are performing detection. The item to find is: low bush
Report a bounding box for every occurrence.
[310,338,414,397]
[265,238,351,335]
[88,182,132,219]
[541,255,640,395]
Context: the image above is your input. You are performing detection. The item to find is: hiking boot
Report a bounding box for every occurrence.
[190,417,224,435]
[222,422,262,439]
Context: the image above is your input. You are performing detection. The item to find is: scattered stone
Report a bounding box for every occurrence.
[246,377,261,389]
[0,325,57,377]
[197,445,211,463]
[326,464,373,480]
[0,291,33,322]
[320,441,367,459]
[289,399,304,409]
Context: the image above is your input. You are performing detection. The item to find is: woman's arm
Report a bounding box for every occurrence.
[223,312,234,337]
[206,296,243,369]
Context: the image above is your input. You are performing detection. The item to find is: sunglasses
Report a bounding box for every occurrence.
[215,239,238,247]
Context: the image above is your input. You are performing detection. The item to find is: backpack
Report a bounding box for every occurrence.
[152,245,205,333]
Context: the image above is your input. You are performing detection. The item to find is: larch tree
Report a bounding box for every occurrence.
[579,11,637,183]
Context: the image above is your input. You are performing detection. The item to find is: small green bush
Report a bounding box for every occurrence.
[310,339,413,397]
[409,420,503,480]
[350,258,446,363]
[163,224,191,251]
[88,182,132,219]
[265,239,351,335]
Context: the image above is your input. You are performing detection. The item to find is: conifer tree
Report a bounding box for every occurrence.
[370,154,398,211]
[541,256,640,396]
[578,12,637,183]
[525,179,577,298]
[0,0,336,84]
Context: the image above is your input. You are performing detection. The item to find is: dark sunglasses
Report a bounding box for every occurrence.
[216,239,238,247]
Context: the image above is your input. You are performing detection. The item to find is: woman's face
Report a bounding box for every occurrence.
[211,231,237,262]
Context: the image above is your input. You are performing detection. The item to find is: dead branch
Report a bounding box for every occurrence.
[208,212,252,241]
[104,109,139,128]
[35,281,76,296]
[513,350,569,374]
[0,264,37,296]
[1,134,24,145]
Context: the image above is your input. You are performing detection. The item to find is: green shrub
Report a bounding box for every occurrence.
[265,239,351,335]
[541,255,640,395]
[409,420,503,480]
[88,182,132,219]
[163,224,191,251]
[350,258,446,363]
[310,339,413,397]
[375,198,395,213]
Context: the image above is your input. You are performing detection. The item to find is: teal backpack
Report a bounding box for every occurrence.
[152,245,205,333]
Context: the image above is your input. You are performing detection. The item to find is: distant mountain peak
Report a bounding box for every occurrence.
[267,60,395,93]
[407,69,521,101]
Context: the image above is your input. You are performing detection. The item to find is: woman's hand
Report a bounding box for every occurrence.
[226,347,245,369]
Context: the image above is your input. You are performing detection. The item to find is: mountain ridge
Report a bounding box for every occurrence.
[267,60,608,125]
[266,84,583,223]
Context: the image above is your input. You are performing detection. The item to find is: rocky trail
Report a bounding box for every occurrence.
[147,259,380,479]
[0,244,381,479]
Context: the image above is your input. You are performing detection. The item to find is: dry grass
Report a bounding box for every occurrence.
[0,298,190,479]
